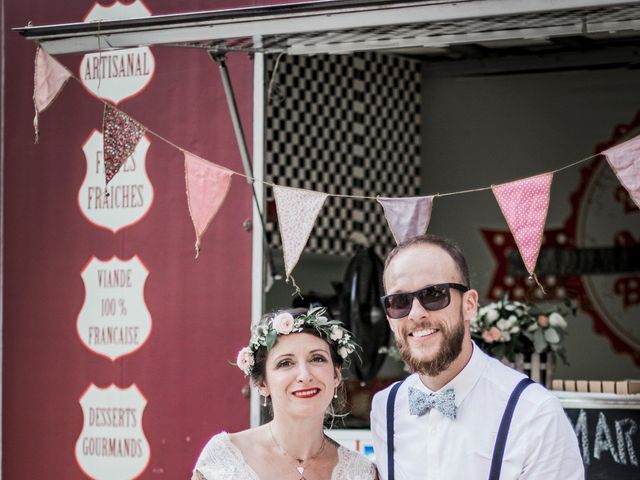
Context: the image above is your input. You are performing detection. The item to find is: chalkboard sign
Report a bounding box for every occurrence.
[558,392,640,480]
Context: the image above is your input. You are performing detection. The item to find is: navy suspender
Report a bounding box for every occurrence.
[385,377,533,480]
[386,380,404,480]
[488,377,534,480]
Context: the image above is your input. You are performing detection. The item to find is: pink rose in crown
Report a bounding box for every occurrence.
[236,347,255,375]
[482,326,502,344]
[272,312,295,334]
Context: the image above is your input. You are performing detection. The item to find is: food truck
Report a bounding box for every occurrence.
[4,0,640,478]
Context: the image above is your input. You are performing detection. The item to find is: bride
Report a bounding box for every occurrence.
[192,307,377,479]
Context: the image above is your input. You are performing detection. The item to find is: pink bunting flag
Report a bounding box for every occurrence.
[603,135,640,210]
[103,104,146,186]
[33,45,72,143]
[492,173,553,277]
[377,196,434,244]
[273,186,328,280]
[184,152,233,258]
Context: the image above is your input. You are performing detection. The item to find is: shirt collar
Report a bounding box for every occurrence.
[445,341,487,407]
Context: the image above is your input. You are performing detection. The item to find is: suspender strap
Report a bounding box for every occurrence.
[386,380,403,480]
[488,378,534,480]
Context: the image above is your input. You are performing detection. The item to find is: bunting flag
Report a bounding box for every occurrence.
[273,186,328,280]
[492,173,553,278]
[603,135,640,210]
[377,196,434,244]
[33,45,72,143]
[184,152,234,258]
[103,104,146,186]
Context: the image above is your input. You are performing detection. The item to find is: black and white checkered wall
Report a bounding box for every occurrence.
[265,52,421,256]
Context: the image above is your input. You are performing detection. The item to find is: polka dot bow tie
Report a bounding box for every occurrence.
[408,386,457,420]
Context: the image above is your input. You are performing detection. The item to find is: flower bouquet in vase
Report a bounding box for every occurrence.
[470,296,574,386]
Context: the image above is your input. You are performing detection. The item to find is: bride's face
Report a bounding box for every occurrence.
[261,333,340,418]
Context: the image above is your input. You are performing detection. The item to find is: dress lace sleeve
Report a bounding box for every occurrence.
[332,446,378,480]
[193,432,258,480]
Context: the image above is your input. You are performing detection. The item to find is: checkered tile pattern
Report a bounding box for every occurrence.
[265,52,421,256]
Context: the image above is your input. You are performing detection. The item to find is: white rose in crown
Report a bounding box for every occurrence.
[330,326,344,341]
[338,346,349,359]
[272,312,295,334]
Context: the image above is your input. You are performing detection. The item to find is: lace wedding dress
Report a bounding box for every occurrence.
[194,432,377,480]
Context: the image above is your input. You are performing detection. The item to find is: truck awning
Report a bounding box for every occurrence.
[15,0,640,58]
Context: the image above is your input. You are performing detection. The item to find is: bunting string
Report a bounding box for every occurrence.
[33,45,640,288]
[34,45,606,201]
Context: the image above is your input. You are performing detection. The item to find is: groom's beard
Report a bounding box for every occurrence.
[395,308,466,377]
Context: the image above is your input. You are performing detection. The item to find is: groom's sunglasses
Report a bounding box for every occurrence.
[380,283,469,319]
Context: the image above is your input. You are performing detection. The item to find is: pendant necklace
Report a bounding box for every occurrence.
[269,423,327,480]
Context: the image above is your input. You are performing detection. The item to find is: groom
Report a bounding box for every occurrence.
[370,235,583,480]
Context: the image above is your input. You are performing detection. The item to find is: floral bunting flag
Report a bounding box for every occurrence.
[603,134,640,209]
[377,196,434,244]
[103,104,146,186]
[492,173,553,278]
[184,152,234,258]
[33,45,72,143]
[273,186,328,281]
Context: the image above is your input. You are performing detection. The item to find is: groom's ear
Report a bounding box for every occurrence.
[462,288,479,322]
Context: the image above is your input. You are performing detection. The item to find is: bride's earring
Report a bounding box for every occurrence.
[333,387,338,399]
[262,395,268,407]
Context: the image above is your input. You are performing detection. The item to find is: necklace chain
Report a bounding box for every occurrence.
[269,423,326,480]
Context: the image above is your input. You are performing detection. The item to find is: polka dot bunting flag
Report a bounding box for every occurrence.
[492,173,553,277]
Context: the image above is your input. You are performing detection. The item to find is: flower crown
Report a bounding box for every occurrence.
[236,307,358,375]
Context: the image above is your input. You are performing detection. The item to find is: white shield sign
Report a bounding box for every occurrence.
[78,129,154,233]
[75,384,150,480]
[80,1,155,104]
[84,0,151,22]
[77,256,152,361]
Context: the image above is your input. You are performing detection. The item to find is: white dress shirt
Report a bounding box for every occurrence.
[370,344,584,480]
